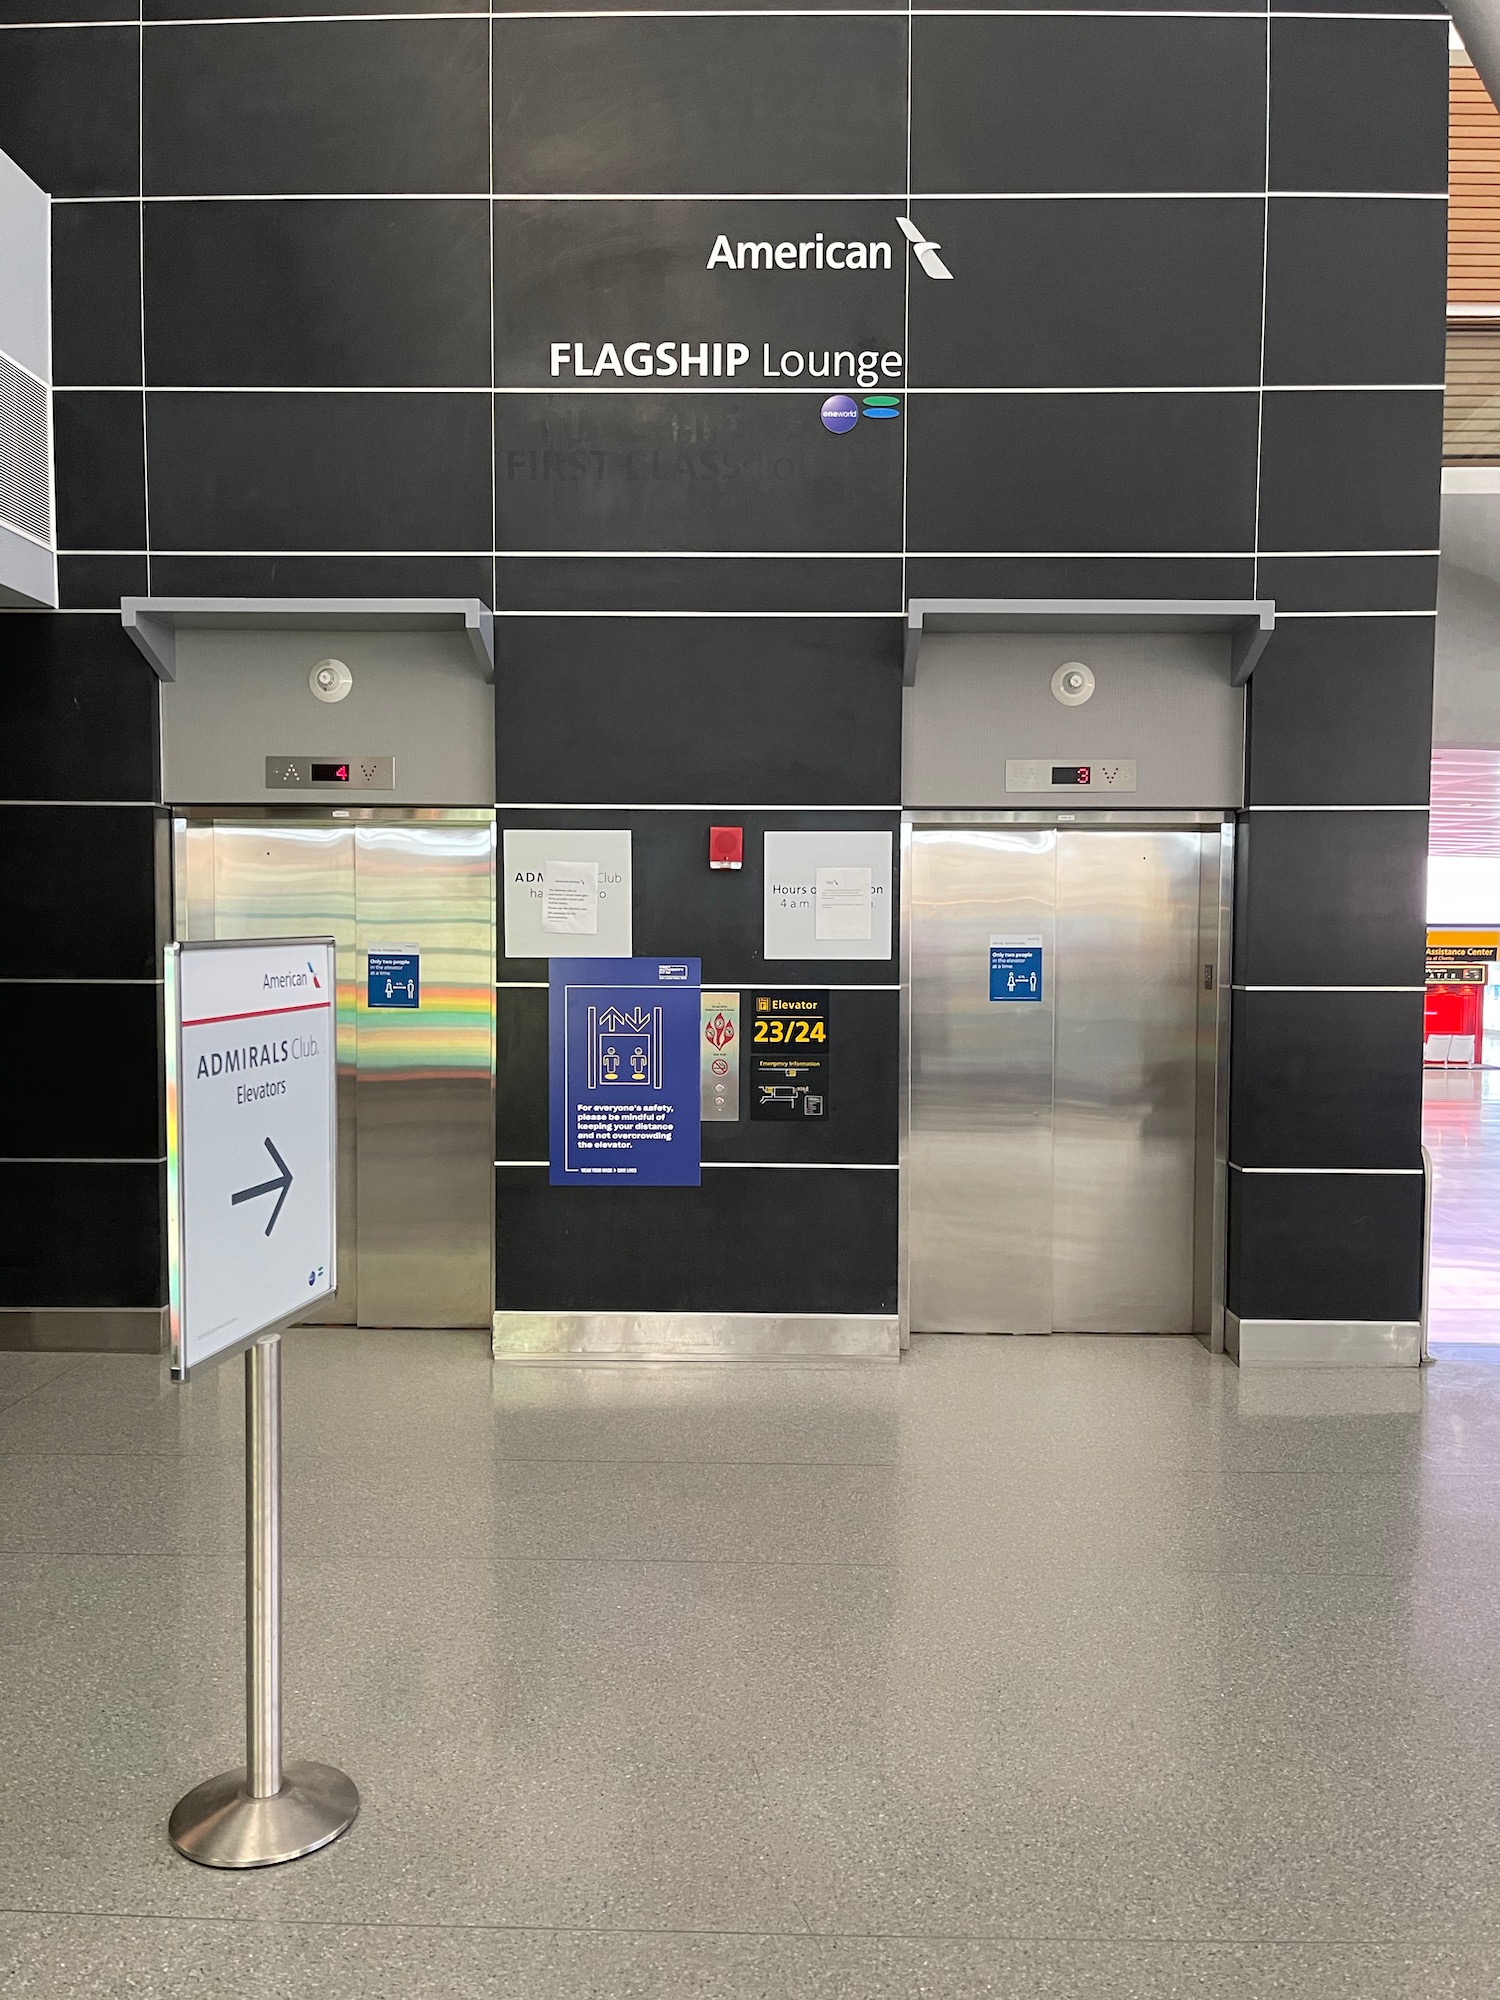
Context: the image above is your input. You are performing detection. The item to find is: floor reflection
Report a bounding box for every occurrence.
[1424,1066,1500,1350]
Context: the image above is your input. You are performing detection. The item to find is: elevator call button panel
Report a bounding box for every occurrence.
[1004,759,1137,794]
[265,756,395,790]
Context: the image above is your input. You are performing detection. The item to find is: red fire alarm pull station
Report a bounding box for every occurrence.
[709,826,744,871]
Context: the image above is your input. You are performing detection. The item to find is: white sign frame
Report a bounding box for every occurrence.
[503,828,633,959]
[763,831,893,961]
[166,936,338,1380]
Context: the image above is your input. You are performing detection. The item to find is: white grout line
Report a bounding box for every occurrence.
[1244,802,1428,810]
[1230,1165,1426,1174]
[1234,984,1427,992]
[47,189,1452,203]
[0,7,1451,21]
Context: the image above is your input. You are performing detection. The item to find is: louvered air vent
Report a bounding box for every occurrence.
[0,350,50,545]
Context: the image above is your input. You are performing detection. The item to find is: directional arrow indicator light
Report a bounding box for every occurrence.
[231,1137,294,1237]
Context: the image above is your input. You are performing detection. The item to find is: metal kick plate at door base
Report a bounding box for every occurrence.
[265,757,395,790]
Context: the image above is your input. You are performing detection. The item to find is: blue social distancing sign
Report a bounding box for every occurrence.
[990,935,1043,1003]
[368,952,419,1009]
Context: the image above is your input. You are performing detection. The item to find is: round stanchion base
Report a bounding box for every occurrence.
[169,1761,359,1869]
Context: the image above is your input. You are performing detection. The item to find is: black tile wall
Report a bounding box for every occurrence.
[1228,1170,1424,1325]
[906,199,1263,388]
[0,1164,164,1310]
[0,619,157,801]
[1,985,162,1161]
[911,18,1265,194]
[145,201,492,388]
[1230,989,1424,1171]
[1268,19,1449,195]
[52,203,142,387]
[1263,199,1448,388]
[1234,809,1429,989]
[494,626,903,808]
[494,1166,898,1315]
[1257,393,1445,554]
[52,394,147,552]
[4,0,1447,1338]
[57,556,152,611]
[498,810,902,981]
[1245,617,1434,806]
[906,394,1259,553]
[494,201,904,390]
[495,396,903,554]
[0,29,138,198]
[146,392,492,551]
[0,808,160,981]
[492,19,907,195]
[143,20,491,196]
[494,557,903,614]
[1255,556,1439,614]
[497,987,898,1167]
[146,555,495,600]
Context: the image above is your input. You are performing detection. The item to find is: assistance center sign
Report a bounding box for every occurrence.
[549,957,701,1185]
[166,937,338,1377]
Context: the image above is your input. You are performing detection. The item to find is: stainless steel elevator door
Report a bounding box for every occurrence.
[174,813,495,1330]
[1051,830,1201,1333]
[908,819,1220,1336]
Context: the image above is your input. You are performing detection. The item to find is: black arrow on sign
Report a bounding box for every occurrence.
[231,1138,294,1237]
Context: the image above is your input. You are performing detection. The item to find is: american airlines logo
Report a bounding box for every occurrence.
[704,216,956,281]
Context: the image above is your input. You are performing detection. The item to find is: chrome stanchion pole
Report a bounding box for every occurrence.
[168,1333,359,1868]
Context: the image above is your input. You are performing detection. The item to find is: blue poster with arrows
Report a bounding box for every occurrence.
[548,958,702,1186]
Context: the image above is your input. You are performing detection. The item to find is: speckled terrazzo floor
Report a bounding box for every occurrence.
[4,1329,1500,1998]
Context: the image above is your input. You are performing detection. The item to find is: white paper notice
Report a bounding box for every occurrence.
[815,866,873,941]
[541,859,599,935]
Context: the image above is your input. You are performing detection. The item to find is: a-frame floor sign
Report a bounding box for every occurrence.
[163,936,358,1868]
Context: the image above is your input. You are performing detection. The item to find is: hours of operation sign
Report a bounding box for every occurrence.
[165,938,338,1378]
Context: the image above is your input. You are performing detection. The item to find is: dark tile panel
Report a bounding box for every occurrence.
[146,392,491,552]
[494,1165,898,1314]
[143,20,490,196]
[1230,988,1423,1170]
[498,809,903,982]
[496,986,548,1162]
[907,199,1263,389]
[906,393,1259,554]
[498,984,898,1166]
[1268,20,1448,195]
[0,30,138,198]
[0,1162,163,1310]
[1227,1169,1423,1324]
[51,201,141,388]
[1,984,161,1160]
[1257,393,1444,555]
[493,200,905,390]
[1272,0,1444,10]
[1263,198,1447,389]
[0,0,132,18]
[499,0,901,10]
[147,0,469,16]
[0,807,159,978]
[52,392,146,551]
[1256,558,1439,615]
[147,554,494,598]
[1233,808,1427,988]
[57,555,150,609]
[911,18,1265,195]
[905,556,1258,601]
[494,556,903,613]
[918,0,1261,9]
[1246,616,1433,808]
[0,618,156,800]
[492,17,906,196]
[495,395,903,554]
[495,623,903,808]
[145,200,490,389]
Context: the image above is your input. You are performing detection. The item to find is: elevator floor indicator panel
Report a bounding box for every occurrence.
[266,757,395,789]
[1004,759,1136,793]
